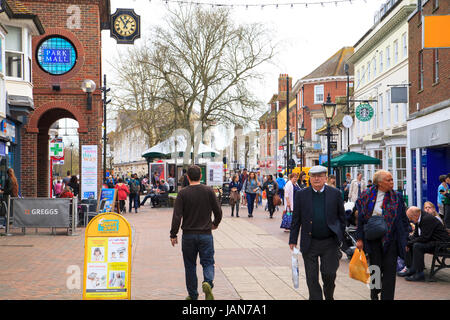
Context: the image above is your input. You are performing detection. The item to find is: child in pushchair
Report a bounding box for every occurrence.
[342,202,358,259]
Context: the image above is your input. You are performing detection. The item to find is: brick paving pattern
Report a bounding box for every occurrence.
[0,200,449,300]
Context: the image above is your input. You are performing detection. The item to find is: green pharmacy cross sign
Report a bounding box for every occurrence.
[356,103,374,122]
[50,142,64,157]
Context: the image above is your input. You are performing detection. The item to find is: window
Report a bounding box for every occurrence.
[367,62,371,82]
[378,93,383,129]
[313,118,325,141]
[403,103,407,122]
[386,46,391,68]
[5,26,23,79]
[373,57,376,78]
[394,104,399,124]
[396,146,406,192]
[379,51,383,73]
[418,50,424,90]
[361,66,365,85]
[36,36,77,75]
[433,0,439,10]
[386,90,391,128]
[402,33,407,58]
[314,85,324,104]
[394,40,399,64]
[375,150,383,170]
[357,70,360,87]
[433,49,439,83]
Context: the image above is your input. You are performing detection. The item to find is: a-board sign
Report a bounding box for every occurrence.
[83,212,132,300]
[97,188,117,213]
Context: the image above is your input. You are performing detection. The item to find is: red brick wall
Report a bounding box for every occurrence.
[409,1,450,114]
[21,0,104,197]
[299,80,348,141]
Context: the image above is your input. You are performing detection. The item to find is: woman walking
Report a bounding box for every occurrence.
[115,178,130,214]
[282,173,299,232]
[229,175,242,217]
[263,175,279,218]
[242,172,260,218]
[68,175,80,197]
[356,170,409,300]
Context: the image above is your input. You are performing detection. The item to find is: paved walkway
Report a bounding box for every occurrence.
[0,201,449,300]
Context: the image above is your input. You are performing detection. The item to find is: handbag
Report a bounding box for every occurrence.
[280,210,292,229]
[229,190,240,205]
[364,215,388,240]
[273,194,282,206]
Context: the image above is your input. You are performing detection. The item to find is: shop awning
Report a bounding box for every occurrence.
[322,151,381,167]
[142,136,219,160]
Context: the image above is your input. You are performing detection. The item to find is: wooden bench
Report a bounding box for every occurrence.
[429,241,450,280]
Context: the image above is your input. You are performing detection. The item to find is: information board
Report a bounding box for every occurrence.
[81,145,98,199]
[83,212,132,300]
[206,162,223,187]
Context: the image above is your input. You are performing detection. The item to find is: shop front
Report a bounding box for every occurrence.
[407,104,450,207]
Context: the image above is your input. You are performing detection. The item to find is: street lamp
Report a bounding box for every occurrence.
[70,142,74,174]
[81,79,96,110]
[299,124,307,173]
[322,93,336,175]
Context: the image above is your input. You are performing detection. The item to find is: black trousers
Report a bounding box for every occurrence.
[405,242,435,273]
[302,237,340,300]
[267,196,275,216]
[367,239,398,300]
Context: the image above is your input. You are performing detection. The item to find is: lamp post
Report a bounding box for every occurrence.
[81,79,96,110]
[322,93,336,175]
[70,142,74,174]
[299,124,306,173]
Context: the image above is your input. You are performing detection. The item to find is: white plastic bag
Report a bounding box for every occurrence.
[291,247,300,289]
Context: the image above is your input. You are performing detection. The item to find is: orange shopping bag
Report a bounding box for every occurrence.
[349,249,370,284]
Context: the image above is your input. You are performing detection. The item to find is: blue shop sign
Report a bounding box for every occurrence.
[0,141,5,157]
[0,120,15,143]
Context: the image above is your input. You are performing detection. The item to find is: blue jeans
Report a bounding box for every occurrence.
[129,193,139,212]
[246,193,256,215]
[140,193,155,206]
[182,233,215,300]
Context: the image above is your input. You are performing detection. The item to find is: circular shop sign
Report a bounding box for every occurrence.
[355,103,374,122]
[36,36,77,75]
[342,115,353,128]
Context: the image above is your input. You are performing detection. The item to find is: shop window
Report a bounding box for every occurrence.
[375,150,383,170]
[396,146,406,192]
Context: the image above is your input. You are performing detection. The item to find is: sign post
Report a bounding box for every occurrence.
[83,212,132,300]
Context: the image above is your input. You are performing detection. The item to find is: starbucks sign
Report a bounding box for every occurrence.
[355,103,374,122]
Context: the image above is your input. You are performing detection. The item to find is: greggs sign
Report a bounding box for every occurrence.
[12,198,71,228]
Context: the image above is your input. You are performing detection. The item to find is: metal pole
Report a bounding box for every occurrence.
[286,75,290,176]
[346,70,350,152]
[6,196,11,236]
[327,122,331,176]
[103,74,107,183]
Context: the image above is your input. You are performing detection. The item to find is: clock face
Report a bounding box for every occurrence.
[114,14,137,37]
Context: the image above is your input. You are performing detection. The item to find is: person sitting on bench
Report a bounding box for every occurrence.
[398,206,450,281]
[140,182,158,206]
[151,180,169,207]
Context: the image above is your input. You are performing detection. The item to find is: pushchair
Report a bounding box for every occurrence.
[342,202,358,260]
[220,182,230,206]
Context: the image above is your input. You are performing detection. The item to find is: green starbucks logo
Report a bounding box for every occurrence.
[356,103,374,122]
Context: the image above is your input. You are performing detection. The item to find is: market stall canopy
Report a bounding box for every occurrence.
[142,136,219,159]
[322,151,381,167]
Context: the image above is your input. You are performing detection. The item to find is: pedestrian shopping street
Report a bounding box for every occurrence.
[1,201,448,300]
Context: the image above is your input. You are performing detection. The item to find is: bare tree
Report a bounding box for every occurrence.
[143,6,275,146]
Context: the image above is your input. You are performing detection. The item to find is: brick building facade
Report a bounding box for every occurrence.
[21,0,110,197]
[406,0,450,207]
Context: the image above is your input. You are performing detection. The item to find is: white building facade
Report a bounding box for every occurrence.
[348,0,416,194]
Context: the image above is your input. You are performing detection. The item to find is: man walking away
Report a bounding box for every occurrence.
[289,165,346,300]
[128,174,140,213]
[170,165,222,300]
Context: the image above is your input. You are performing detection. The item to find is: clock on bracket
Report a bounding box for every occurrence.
[110,9,141,44]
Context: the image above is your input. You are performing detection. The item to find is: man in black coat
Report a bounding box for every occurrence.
[289,166,346,300]
[399,206,450,281]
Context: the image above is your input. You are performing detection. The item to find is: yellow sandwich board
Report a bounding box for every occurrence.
[423,15,450,49]
[83,212,132,300]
